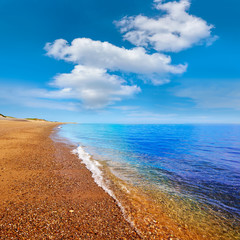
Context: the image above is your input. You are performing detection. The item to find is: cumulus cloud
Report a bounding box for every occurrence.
[50,65,141,109]
[43,0,216,109]
[116,0,217,52]
[44,37,186,108]
[30,66,139,109]
[45,38,186,75]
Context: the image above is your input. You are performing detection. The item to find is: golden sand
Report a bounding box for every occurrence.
[0,120,139,239]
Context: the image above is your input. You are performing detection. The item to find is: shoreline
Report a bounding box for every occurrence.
[0,120,140,239]
[58,124,240,240]
[1,119,239,239]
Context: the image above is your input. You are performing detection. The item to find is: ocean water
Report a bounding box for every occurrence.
[57,124,240,239]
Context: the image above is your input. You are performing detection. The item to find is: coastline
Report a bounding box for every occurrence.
[57,123,240,240]
[0,120,139,239]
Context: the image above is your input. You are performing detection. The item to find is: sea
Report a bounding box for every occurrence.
[57,124,240,239]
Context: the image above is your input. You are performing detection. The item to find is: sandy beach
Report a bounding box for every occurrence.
[0,120,140,239]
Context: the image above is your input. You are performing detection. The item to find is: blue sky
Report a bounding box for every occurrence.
[0,0,239,123]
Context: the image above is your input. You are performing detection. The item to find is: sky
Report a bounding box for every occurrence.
[0,0,240,123]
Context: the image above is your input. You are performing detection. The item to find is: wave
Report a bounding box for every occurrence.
[71,145,240,240]
[72,145,141,236]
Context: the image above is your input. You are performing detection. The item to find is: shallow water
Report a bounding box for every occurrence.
[58,124,240,239]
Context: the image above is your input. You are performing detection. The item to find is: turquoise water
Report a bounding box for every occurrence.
[58,124,240,222]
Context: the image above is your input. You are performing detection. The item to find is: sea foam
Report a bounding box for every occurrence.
[72,146,139,233]
[71,146,237,240]
[72,146,114,197]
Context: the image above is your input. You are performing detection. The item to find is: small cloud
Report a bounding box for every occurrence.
[116,0,217,52]
[50,65,141,109]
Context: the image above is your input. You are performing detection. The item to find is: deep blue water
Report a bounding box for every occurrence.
[58,124,240,219]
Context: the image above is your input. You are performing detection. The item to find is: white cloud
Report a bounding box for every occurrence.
[44,37,187,108]
[45,38,186,75]
[43,0,217,109]
[116,0,217,52]
[45,65,141,109]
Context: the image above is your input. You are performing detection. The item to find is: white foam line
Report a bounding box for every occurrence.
[72,146,142,237]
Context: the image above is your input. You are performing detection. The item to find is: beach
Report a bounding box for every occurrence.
[0,120,139,239]
[1,119,239,240]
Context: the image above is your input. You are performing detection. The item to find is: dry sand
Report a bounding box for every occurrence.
[0,120,140,239]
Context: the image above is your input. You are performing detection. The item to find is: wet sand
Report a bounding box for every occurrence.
[0,120,140,239]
